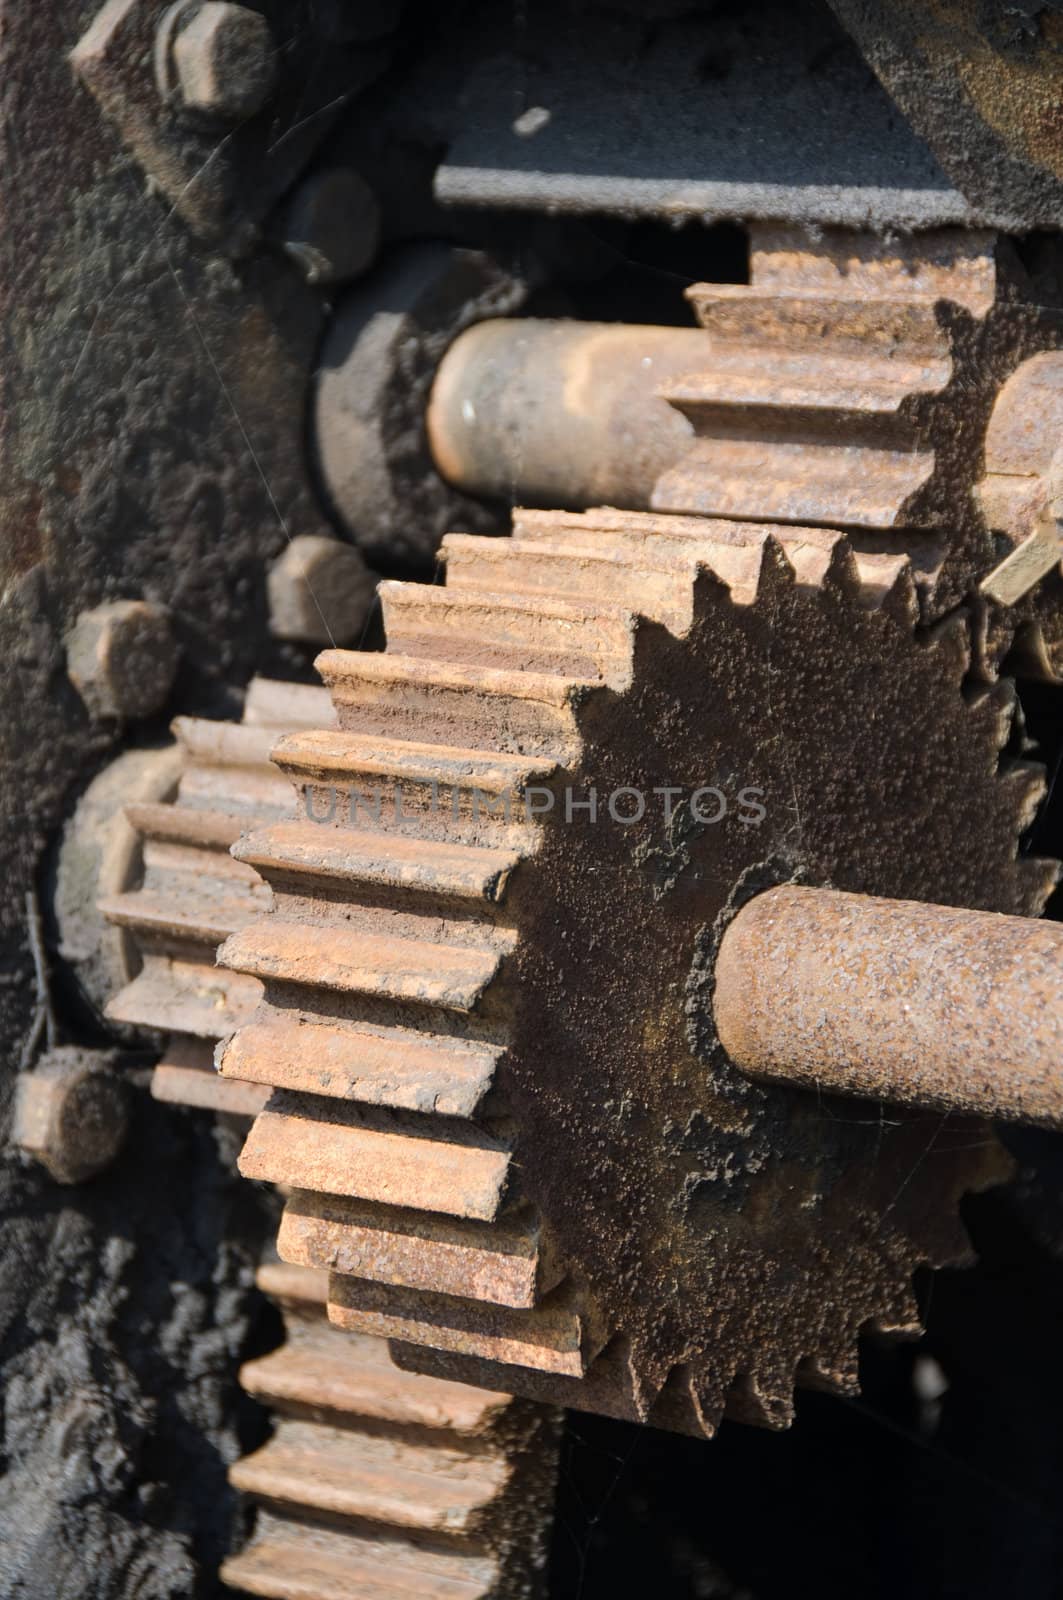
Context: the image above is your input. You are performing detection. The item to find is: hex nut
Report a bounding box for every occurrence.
[268,535,378,646]
[174,2,275,120]
[14,1049,129,1185]
[66,600,179,721]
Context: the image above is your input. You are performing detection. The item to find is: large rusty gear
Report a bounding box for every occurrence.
[215,506,1057,1436]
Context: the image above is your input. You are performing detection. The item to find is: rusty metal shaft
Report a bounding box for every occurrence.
[426,318,701,509]
[714,886,1063,1128]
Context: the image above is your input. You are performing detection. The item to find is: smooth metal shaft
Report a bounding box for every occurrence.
[426,318,702,509]
[714,885,1063,1128]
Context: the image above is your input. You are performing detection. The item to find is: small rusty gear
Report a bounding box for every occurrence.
[216,506,1057,1436]
[647,225,1063,677]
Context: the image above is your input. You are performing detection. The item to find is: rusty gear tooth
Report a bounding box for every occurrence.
[95,677,562,1598]
[238,1096,514,1222]
[819,535,866,602]
[328,1276,607,1380]
[99,677,336,1080]
[725,1369,797,1432]
[922,610,972,687]
[654,226,996,542]
[153,1034,268,1118]
[967,677,1021,755]
[797,1351,861,1399]
[999,759,1051,836]
[278,1191,562,1310]
[642,224,1063,674]
[222,1262,561,1600]
[313,645,594,762]
[220,1016,503,1119]
[874,556,920,625]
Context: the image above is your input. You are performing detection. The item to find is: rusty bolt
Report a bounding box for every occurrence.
[268,535,377,646]
[281,169,382,287]
[173,2,275,120]
[66,600,179,721]
[14,1049,129,1185]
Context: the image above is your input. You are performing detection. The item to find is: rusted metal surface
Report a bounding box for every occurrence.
[239,1097,513,1219]
[653,228,993,577]
[278,1191,558,1309]
[170,2,275,121]
[266,534,377,647]
[99,674,335,1104]
[648,223,1063,673]
[427,319,699,510]
[65,599,179,721]
[715,885,1063,1129]
[414,228,1063,674]
[13,1047,129,1184]
[55,743,185,1021]
[95,673,562,1599]
[222,1261,561,1600]
[217,503,1054,1436]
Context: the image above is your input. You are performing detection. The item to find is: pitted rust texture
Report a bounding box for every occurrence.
[716,885,1063,1129]
[216,505,1053,1436]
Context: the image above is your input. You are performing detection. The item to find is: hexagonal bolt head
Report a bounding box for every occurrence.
[282,169,382,287]
[66,600,179,721]
[174,2,275,120]
[14,1049,129,1185]
[268,535,377,646]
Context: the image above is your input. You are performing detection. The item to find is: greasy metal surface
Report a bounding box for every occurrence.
[218,504,1054,1435]
[716,885,1063,1128]
[427,320,698,510]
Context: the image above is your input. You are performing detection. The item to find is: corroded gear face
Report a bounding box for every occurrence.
[218,509,1056,1437]
[503,539,1053,1428]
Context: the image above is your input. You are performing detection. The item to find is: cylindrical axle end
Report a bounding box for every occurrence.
[426,319,701,510]
[714,885,1063,1128]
